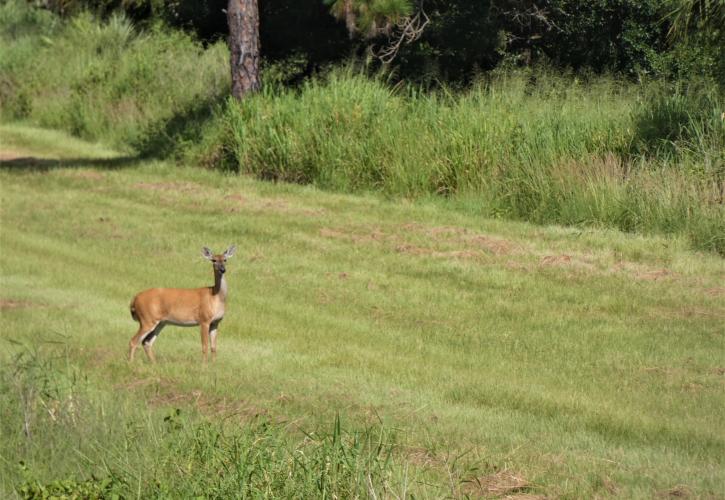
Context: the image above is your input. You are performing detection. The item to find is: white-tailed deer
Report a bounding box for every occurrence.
[128,246,236,363]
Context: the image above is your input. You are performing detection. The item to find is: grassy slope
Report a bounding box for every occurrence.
[1,124,724,498]
[2,0,722,255]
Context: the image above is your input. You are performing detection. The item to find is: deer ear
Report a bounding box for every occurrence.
[224,245,236,258]
[202,247,214,260]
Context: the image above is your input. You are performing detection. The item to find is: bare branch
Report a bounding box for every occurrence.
[373,8,430,64]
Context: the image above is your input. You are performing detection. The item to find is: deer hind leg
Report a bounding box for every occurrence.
[142,322,165,364]
[129,321,159,362]
[200,322,211,363]
[209,319,222,361]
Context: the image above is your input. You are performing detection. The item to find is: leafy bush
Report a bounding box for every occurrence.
[17,474,125,500]
[0,1,228,151]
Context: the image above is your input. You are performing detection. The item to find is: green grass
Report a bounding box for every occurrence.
[4,344,403,498]
[221,70,724,255]
[1,124,724,498]
[2,1,723,255]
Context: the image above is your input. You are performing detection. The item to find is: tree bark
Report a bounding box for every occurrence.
[227,0,261,100]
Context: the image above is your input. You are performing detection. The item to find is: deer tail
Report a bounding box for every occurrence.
[130,298,138,321]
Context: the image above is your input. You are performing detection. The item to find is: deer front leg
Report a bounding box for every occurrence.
[142,343,156,364]
[210,319,221,361]
[200,322,211,363]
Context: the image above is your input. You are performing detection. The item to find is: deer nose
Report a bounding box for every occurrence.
[219,265,226,273]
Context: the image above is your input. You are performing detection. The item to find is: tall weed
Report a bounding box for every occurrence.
[220,69,724,254]
[0,343,415,498]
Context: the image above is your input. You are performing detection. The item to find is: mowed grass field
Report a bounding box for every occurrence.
[1,124,724,498]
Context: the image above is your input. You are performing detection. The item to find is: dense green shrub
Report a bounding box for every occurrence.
[541,0,669,75]
[0,1,228,151]
[389,0,675,82]
[217,69,723,253]
[17,475,125,500]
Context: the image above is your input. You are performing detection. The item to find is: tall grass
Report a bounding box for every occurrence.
[0,1,227,152]
[1,343,410,498]
[222,70,724,254]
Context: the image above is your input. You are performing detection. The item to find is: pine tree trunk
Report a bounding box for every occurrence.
[227,0,260,100]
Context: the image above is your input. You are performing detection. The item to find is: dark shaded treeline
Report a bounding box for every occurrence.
[24,0,721,83]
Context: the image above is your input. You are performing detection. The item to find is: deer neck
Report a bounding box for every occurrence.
[213,270,227,299]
